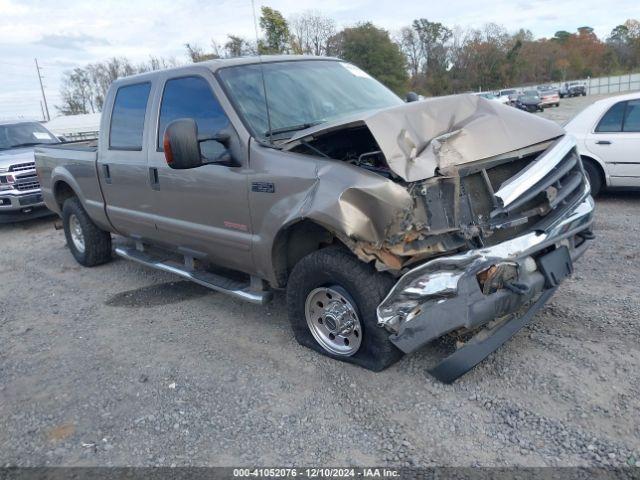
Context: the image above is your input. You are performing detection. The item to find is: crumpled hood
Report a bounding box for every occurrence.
[0,147,35,170]
[285,94,564,182]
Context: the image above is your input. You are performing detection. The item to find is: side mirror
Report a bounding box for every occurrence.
[405,92,420,103]
[163,118,236,169]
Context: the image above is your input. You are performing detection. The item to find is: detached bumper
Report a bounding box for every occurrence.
[377,193,594,381]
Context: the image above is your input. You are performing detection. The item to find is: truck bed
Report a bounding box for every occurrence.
[35,141,101,218]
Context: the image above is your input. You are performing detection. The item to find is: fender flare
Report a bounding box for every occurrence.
[51,167,84,208]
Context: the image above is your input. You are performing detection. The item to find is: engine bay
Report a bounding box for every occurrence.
[288,126,396,179]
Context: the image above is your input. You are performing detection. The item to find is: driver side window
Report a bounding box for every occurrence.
[158,76,230,159]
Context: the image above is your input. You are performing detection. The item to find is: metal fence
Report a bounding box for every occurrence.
[523,72,640,95]
[583,73,640,95]
[60,130,99,141]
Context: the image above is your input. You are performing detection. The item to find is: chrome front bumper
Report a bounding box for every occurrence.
[0,189,49,222]
[377,188,595,354]
[0,190,45,210]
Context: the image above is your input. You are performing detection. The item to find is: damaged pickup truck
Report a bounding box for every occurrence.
[35,56,594,382]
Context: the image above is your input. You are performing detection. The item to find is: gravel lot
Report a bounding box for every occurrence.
[1,93,639,468]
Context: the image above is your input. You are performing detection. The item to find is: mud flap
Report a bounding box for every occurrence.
[429,287,558,384]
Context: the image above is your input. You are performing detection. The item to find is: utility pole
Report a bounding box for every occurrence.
[35,58,50,121]
[40,101,45,122]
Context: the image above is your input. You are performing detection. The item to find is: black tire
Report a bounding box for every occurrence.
[582,159,603,197]
[286,246,403,371]
[62,197,112,267]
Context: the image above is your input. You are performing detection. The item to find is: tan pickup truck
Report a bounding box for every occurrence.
[35,56,595,382]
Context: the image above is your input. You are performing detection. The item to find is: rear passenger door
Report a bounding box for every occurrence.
[146,72,253,272]
[98,81,157,238]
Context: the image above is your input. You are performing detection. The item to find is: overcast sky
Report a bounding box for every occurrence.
[1,0,637,120]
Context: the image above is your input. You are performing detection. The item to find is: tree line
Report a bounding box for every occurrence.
[57,9,640,115]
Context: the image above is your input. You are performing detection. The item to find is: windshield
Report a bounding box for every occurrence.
[524,90,539,97]
[0,122,59,150]
[501,90,516,95]
[217,60,403,141]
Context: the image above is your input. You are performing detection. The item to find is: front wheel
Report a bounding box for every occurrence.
[62,197,112,266]
[582,160,603,197]
[286,247,403,371]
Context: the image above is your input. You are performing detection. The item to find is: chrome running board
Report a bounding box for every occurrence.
[114,246,272,305]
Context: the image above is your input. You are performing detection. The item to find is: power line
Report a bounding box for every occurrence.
[35,58,51,121]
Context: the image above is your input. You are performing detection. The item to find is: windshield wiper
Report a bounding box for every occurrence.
[264,122,322,138]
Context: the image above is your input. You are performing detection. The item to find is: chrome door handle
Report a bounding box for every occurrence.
[102,164,112,184]
[596,140,611,145]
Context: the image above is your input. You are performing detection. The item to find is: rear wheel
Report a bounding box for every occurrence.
[286,247,403,371]
[582,159,603,197]
[62,197,112,266]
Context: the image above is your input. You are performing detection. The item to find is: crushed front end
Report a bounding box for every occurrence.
[377,135,595,382]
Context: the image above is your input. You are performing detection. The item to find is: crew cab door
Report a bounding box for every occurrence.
[97,81,157,238]
[146,72,253,272]
[586,99,640,181]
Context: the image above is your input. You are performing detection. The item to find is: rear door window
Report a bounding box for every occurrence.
[595,101,626,133]
[109,82,151,150]
[622,99,640,132]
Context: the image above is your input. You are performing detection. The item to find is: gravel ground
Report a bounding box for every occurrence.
[1,93,639,468]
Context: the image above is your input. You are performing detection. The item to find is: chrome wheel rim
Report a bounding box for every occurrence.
[69,214,85,253]
[304,286,362,356]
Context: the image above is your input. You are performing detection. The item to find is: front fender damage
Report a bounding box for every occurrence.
[281,94,568,273]
[297,164,476,273]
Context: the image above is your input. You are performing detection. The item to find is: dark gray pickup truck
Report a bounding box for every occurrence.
[35,56,595,382]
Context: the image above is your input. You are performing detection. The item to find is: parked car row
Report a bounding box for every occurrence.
[560,81,587,98]
[479,82,586,113]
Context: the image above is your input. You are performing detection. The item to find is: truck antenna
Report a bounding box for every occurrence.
[251,0,274,146]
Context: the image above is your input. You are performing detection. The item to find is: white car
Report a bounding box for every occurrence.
[473,92,502,102]
[564,92,640,195]
[497,89,518,105]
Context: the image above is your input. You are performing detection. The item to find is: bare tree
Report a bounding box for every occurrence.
[137,56,180,73]
[58,68,94,115]
[57,56,175,115]
[398,27,422,78]
[224,35,256,57]
[185,43,220,62]
[289,10,336,56]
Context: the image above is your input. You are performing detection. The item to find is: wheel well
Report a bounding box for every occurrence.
[272,220,339,288]
[580,155,605,185]
[53,181,76,210]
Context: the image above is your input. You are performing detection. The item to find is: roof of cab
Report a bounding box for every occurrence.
[112,55,340,85]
